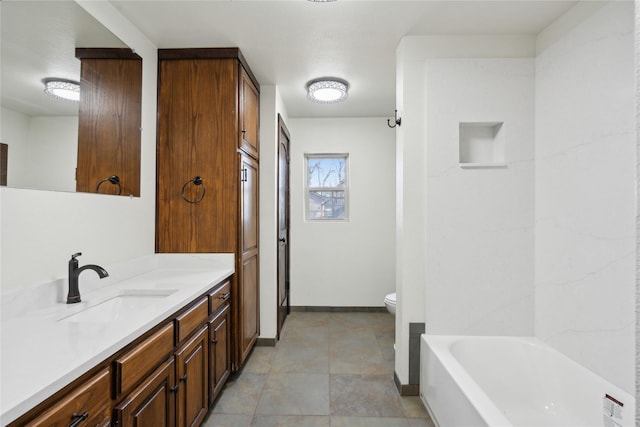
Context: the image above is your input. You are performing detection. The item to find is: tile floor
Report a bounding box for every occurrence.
[202,311,436,427]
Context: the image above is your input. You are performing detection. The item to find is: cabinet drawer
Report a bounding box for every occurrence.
[209,280,231,314]
[175,297,208,343]
[27,368,111,427]
[115,323,174,396]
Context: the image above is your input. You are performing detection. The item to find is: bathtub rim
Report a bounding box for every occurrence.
[421,334,635,427]
[422,334,514,426]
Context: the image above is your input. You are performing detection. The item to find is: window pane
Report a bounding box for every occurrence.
[307,157,346,188]
[308,190,345,220]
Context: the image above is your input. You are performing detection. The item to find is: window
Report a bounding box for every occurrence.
[305,154,348,221]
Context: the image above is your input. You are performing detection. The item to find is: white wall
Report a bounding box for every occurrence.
[288,118,395,308]
[424,58,535,336]
[636,1,640,422]
[1,108,29,187]
[1,112,78,192]
[0,1,158,291]
[258,85,289,340]
[395,35,535,385]
[535,1,636,394]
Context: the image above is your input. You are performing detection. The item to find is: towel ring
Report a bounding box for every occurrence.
[181,176,206,204]
[96,175,122,195]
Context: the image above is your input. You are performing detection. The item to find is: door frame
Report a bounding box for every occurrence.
[276,114,290,339]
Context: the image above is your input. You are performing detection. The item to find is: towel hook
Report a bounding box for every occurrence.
[96,175,122,195]
[387,110,402,128]
[182,176,206,204]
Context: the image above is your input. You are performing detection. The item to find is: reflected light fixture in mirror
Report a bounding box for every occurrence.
[306,78,349,103]
[1,0,141,195]
[42,78,80,102]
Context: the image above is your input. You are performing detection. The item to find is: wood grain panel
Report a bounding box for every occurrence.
[76,57,141,196]
[114,357,176,427]
[239,68,259,158]
[209,304,231,404]
[1,143,7,186]
[156,59,238,253]
[239,253,258,365]
[115,323,174,396]
[175,326,208,427]
[175,297,208,343]
[26,368,111,427]
[241,154,259,253]
[209,280,231,315]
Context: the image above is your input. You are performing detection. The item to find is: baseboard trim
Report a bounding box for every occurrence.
[290,306,387,313]
[393,371,419,396]
[255,338,277,347]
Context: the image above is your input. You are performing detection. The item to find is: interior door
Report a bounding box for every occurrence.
[277,115,290,339]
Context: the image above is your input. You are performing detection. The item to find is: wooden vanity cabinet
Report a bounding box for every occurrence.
[209,305,231,404]
[114,323,175,397]
[208,280,232,404]
[10,278,232,427]
[114,357,176,427]
[175,325,209,427]
[25,368,111,427]
[157,48,260,370]
[115,299,209,427]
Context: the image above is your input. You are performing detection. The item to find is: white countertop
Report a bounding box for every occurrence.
[0,253,234,425]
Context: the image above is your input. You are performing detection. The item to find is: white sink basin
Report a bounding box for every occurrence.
[59,289,177,323]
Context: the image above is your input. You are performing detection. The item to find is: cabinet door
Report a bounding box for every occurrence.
[239,254,259,365]
[239,67,259,158]
[115,358,176,427]
[238,153,259,366]
[156,58,238,253]
[240,154,259,255]
[76,56,142,197]
[175,325,208,427]
[209,304,231,404]
[27,369,111,427]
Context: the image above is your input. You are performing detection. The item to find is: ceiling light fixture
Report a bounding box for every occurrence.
[306,78,349,104]
[42,78,80,102]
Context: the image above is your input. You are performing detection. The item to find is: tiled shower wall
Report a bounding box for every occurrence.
[423,57,535,336]
[534,1,636,395]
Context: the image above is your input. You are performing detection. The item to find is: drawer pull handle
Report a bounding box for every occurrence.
[180,374,188,382]
[68,412,89,427]
[170,384,179,393]
[212,338,218,344]
[219,292,230,300]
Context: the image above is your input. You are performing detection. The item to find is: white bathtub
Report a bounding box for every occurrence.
[420,335,634,427]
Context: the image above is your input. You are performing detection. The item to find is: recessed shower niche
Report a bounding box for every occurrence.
[459,122,506,168]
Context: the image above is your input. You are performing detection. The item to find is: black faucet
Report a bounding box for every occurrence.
[67,252,109,304]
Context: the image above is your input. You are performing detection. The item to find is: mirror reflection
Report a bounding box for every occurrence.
[1,1,142,196]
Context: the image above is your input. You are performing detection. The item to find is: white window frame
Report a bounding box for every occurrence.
[304,153,349,222]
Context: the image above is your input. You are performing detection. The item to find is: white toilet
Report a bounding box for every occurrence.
[384,292,396,315]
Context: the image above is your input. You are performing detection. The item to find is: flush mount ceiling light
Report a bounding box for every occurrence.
[306,78,349,104]
[42,78,80,102]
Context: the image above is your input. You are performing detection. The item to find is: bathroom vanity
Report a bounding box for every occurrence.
[0,253,234,426]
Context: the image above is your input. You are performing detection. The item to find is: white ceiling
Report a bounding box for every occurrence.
[111,0,577,118]
[1,1,127,117]
[2,1,579,120]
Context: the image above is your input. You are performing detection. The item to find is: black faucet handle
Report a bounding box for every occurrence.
[71,252,82,260]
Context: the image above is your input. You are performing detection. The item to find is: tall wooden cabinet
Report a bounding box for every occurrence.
[75,48,142,197]
[156,48,260,370]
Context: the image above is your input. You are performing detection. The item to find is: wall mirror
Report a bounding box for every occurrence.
[1,1,142,196]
